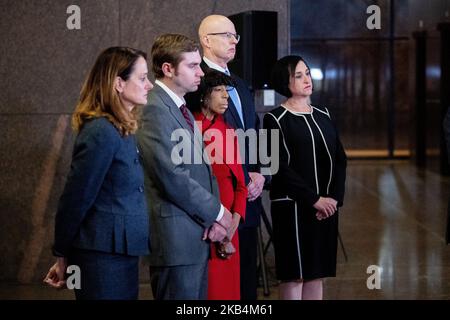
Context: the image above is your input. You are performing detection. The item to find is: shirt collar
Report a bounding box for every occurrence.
[155,79,185,108]
[203,56,228,74]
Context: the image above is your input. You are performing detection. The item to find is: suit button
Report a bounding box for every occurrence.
[138,186,144,193]
[135,158,139,164]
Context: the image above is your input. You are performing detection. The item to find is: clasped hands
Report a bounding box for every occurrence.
[313,197,338,221]
[247,172,265,202]
[203,208,240,259]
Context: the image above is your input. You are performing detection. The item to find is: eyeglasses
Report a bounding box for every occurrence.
[212,86,234,93]
[207,32,240,43]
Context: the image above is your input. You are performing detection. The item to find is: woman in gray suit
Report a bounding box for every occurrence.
[43,47,153,299]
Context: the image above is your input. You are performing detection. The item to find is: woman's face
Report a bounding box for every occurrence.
[288,60,312,98]
[204,85,230,115]
[118,56,153,111]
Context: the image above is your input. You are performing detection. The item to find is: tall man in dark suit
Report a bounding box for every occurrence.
[137,34,233,300]
[195,15,267,300]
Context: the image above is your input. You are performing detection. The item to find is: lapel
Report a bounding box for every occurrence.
[154,85,204,161]
[154,85,193,134]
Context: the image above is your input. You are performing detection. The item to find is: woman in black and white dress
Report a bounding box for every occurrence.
[263,55,347,300]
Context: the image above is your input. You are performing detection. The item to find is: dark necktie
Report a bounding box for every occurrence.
[180,104,194,131]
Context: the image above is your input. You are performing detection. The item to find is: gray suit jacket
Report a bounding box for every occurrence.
[137,84,221,266]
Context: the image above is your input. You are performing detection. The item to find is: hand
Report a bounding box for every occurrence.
[223,242,236,255]
[327,197,338,208]
[215,213,241,258]
[316,210,328,220]
[218,207,233,231]
[315,198,338,220]
[43,257,67,289]
[203,207,233,242]
[206,222,228,242]
[216,241,236,259]
[247,172,265,201]
[228,213,241,240]
[313,197,337,217]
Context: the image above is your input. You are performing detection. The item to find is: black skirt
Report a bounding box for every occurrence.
[271,198,338,281]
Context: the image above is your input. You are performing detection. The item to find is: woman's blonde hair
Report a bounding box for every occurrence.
[72,46,147,136]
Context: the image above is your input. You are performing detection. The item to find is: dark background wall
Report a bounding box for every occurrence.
[0,0,290,284]
[290,0,449,163]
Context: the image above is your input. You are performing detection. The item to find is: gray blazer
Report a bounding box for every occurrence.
[137,85,221,266]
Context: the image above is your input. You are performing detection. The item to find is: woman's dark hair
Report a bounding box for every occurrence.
[270,55,312,98]
[189,69,236,113]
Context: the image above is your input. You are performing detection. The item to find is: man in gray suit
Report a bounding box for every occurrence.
[137,34,233,300]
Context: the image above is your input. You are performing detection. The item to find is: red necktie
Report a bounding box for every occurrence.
[180,104,194,131]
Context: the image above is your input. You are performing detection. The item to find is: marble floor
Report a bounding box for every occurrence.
[1,160,450,300]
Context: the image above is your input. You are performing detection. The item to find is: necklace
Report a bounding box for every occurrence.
[283,101,312,113]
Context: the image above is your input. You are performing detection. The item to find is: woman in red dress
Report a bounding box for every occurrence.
[191,70,247,300]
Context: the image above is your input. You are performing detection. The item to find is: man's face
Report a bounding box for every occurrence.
[205,19,239,64]
[172,50,204,95]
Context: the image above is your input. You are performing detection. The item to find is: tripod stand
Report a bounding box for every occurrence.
[257,206,274,296]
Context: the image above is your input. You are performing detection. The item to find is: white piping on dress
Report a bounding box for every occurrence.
[277,105,320,195]
[267,110,291,165]
[300,115,319,194]
[313,106,330,118]
[311,113,333,194]
[294,200,303,278]
[271,197,303,278]
[271,196,294,202]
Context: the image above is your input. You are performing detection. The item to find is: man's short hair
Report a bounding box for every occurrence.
[151,34,200,79]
